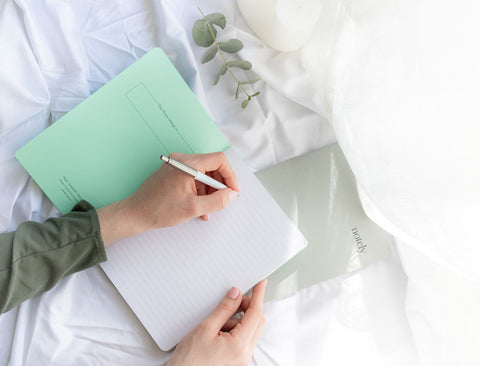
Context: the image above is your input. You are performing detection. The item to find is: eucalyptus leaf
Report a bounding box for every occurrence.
[204,13,226,29]
[241,99,250,109]
[235,85,240,100]
[218,39,243,53]
[220,64,228,75]
[240,78,261,85]
[192,19,216,47]
[226,60,252,70]
[214,64,228,85]
[201,46,218,63]
[251,91,260,97]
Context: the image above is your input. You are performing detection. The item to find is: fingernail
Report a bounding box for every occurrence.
[227,286,240,299]
[228,190,238,202]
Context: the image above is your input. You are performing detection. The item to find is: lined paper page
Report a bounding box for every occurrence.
[100,148,307,350]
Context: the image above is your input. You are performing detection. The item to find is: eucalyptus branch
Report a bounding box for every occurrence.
[192,8,260,109]
[201,12,250,99]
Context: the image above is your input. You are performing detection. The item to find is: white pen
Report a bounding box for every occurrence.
[160,155,228,190]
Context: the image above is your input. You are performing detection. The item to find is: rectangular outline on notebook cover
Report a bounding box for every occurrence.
[125,82,194,154]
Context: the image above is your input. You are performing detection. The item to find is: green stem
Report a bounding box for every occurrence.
[197,7,251,99]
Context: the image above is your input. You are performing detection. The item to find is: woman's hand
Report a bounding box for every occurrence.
[98,152,239,246]
[167,279,267,366]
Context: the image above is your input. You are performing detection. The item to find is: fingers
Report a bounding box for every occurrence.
[221,294,251,332]
[249,313,266,355]
[195,181,209,221]
[248,279,267,311]
[165,152,239,218]
[221,318,241,332]
[203,286,242,335]
[195,180,207,196]
[233,279,267,340]
[240,294,251,313]
[195,188,238,216]
[170,152,239,191]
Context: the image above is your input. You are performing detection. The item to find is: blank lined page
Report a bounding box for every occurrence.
[100,148,307,350]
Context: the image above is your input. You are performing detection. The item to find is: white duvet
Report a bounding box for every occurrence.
[0,0,478,365]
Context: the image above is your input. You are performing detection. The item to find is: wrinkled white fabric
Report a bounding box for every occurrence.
[320,0,480,281]
[301,0,480,364]
[6,0,472,364]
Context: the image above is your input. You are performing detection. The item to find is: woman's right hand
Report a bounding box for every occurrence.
[167,279,267,366]
[98,151,239,246]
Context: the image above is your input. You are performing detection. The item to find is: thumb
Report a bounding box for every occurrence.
[204,287,242,333]
[195,188,237,216]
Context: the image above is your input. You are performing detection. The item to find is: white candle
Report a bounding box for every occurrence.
[236,0,322,52]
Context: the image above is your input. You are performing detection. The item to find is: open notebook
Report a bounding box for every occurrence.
[101,148,306,350]
[16,48,307,350]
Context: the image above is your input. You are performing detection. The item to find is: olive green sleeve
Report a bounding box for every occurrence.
[0,200,107,314]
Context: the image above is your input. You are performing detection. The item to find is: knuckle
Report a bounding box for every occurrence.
[210,193,228,211]
[219,192,229,209]
[216,300,234,314]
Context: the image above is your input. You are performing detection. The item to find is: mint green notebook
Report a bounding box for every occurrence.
[16,48,229,214]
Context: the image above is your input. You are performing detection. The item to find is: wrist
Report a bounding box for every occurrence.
[97,199,147,246]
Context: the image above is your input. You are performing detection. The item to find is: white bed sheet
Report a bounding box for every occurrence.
[2,0,474,365]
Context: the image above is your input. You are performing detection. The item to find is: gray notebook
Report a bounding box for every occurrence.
[256,143,391,302]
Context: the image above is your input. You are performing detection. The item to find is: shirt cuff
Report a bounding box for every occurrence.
[72,200,107,263]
